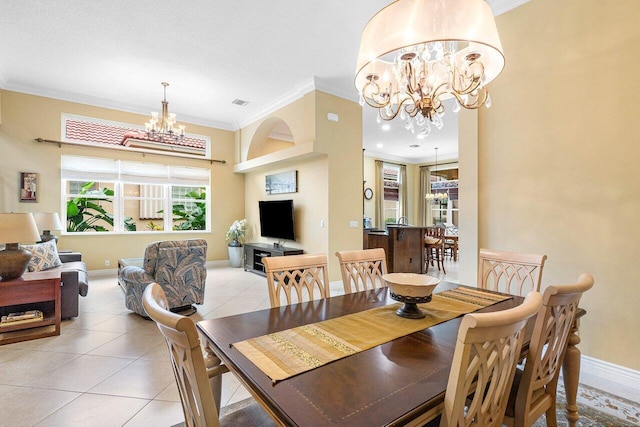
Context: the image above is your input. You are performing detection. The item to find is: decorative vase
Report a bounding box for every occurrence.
[228,239,243,268]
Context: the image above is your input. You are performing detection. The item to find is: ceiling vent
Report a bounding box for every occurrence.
[232,99,249,106]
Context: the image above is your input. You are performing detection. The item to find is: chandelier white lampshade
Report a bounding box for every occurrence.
[144,82,186,143]
[0,213,41,280]
[32,212,63,242]
[355,0,505,135]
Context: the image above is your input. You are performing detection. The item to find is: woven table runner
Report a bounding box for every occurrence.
[233,287,510,382]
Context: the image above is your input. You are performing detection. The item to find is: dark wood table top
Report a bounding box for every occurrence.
[197,282,526,426]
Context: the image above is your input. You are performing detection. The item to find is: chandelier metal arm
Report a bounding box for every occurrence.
[354,0,505,134]
[145,82,185,143]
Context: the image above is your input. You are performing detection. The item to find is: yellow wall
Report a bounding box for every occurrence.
[314,91,363,279]
[244,156,329,255]
[480,0,640,369]
[239,93,316,161]
[239,91,363,280]
[363,155,434,227]
[0,90,244,270]
[363,156,376,224]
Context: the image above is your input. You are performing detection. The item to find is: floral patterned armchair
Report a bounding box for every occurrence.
[120,239,207,316]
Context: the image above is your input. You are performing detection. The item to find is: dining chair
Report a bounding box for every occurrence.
[263,253,330,308]
[436,292,543,427]
[142,283,275,427]
[425,226,446,274]
[335,248,387,293]
[478,248,548,296]
[503,273,594,427]
[443,225,459,261]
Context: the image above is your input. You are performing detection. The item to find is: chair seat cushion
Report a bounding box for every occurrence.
[219,398,276,426]
[505,368,547,418]
[424,237,442,245]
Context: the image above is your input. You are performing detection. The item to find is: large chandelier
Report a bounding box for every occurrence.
[355,0,505,136]
[425,147,448,203]
[144,82,186,142]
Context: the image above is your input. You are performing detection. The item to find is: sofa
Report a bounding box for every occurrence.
[52,251,89,319]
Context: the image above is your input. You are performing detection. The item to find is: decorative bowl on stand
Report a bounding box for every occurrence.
[382,273,440,319]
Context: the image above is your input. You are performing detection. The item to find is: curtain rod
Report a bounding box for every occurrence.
[34,138,226,165]
[420,161,458,169]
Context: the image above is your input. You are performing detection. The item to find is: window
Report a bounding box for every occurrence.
[383,163,400,223]
[429,168,459,227]
[62,155,210,234]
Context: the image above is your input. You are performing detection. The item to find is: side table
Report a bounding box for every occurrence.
[0,270,61,345]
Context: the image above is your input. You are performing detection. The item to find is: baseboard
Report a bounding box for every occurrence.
[580,355,640,395]
[206,259,231,268]
[88,268,117,279]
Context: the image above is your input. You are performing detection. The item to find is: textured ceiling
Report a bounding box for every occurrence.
[0,0,527,163]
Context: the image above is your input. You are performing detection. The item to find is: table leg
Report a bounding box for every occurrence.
[562,317,581,426]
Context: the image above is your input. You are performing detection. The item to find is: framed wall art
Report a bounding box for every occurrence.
[265,170,297,195]
[20,172,38,202]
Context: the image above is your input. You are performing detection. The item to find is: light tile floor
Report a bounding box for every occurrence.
[0,258,458,427]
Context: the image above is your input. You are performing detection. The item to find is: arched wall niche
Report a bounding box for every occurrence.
[247,117,295,160]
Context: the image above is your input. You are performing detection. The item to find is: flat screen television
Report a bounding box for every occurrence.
[259,200,295,241]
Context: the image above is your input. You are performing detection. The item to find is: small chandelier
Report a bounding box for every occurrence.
[425,147,448,203]
[355,0,505,136]
[144,82,186,142]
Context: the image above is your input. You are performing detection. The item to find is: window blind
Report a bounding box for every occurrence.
[61,155,210,186]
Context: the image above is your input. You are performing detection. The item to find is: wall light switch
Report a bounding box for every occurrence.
[320,220,325,228]
[349,220,358,228]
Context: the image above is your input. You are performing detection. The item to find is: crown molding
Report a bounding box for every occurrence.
[236,77,317,129]
[364,149,459,165]
[1,81,235,131]
[236,76,360,130]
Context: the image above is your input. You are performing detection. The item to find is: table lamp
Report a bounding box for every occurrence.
[32,212,63,242]
[0,213,41,280]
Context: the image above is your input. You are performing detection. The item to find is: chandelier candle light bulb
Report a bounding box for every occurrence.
[355,0,505,134]
[144,82,186,142]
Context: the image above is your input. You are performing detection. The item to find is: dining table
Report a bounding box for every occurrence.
[197,281,586,427]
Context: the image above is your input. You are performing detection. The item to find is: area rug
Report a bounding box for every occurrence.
[171,382,637,426]
[532,382,639,427]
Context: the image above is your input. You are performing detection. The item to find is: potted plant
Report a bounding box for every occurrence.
[226,219,247,268]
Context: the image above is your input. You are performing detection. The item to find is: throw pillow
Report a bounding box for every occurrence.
[22,240,62,272]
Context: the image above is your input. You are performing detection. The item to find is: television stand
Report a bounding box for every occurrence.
[243,243,304,276]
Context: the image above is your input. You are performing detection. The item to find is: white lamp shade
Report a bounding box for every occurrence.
[32,212,63,232]
[355,0,505,92]
[0,213,41,244]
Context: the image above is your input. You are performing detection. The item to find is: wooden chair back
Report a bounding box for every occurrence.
[142,283,223,427]
[425,226,447,273]
[504,274,594,427]
[335,248,388,293]
[440,292,543,427]
[263,253,330,308]
[478,248,547,296]
[425,225,446,242]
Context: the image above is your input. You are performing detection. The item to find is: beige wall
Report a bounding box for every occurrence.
[479,0,640,369]
[314,91,363,279]
[363,156,376,223]
[363,155,436,228]
[244,157,329,255]
[239,91,363,281]
[458,108,479,285]
[0,90,244,270]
